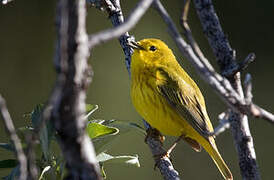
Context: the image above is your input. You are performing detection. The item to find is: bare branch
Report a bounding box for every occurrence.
[88,0,154,48]
[210,112,230,137]
[193,0,238,74]
[49,0,102,179]
[106,0,133,74]
[193,0,260,179]
[180,0,215,73]
[180,0,232,94]
[0,95,27,180]
[244,73,253,104]
[145,128,180,180]
[102,0,116,12]
[182,1,267,127]
[223,53,256,77]
[250,104,274,124]
[240,53,256,71]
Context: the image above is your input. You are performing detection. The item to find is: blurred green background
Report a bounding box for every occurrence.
[0,0,274,179]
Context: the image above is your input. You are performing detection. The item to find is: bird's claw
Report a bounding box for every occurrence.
[145,128,165,145]
[153,151,172,170]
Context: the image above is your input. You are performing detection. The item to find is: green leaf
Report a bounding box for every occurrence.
[0,159,18,168]
[41,118,54,162]
[47,156,66,180]
[3,165,20,180]
[30,104,54,162]
[40,124,50,161]
[96,152,140,179]
[100,165,106,179]
[31,104,44,129]
[16,127,33,149]
[97,152,140,167]
[86,104,98,113]
[104,120,146,135]
[92,120,145,154]
[56,157,66,179]
[85,104,98,119]
[88,119,106,124]
[0,143,14,152]
[86,122,118,139]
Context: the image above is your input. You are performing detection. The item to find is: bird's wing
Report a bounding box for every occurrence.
[156,67,213,139]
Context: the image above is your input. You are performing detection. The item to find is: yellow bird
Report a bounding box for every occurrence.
[129,38,232,180]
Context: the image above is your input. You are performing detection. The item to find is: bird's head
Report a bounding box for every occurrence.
[128,38,176,68]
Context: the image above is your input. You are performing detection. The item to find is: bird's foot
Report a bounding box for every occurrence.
[165,134,184,155]
[145,128,165,145]
[153,151,172,170]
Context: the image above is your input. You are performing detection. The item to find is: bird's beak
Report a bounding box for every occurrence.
[128,40,145,50]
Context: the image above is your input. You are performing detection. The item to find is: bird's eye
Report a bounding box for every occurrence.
[149,46,157,51]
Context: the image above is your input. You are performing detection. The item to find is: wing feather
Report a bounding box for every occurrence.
[156,67,213,139]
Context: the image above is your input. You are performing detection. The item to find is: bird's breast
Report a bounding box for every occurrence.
[131,73,185,136]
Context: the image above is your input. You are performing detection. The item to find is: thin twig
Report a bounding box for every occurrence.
[250,104,274,124]
[0,95,27,180]
[210,112,230,136]
[180,0,215,73]
[240,53,256,72]
[88,0,154,48]
[223,53,256,77]
[180,0,234,95]
[181,0,235,98]
[244,73,253,105]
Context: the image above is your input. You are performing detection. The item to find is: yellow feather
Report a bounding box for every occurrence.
[130,38,232,180]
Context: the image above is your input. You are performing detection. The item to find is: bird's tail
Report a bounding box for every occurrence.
[203,137,233,180]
